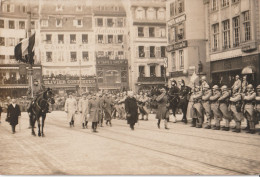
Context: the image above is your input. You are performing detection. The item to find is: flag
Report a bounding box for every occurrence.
[14,33,35,64]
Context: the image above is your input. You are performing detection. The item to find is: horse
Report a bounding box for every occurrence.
[29,88,55,137]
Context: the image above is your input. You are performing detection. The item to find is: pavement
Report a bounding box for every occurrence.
[0,111,260,175]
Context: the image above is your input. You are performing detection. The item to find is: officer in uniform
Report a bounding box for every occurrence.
[168,80,180,123]
[192,85,203,128]
[243,84,256,134]
[218,85,232,131]
[178,79,191,124]
[209,85,222,130]
[255,85,260,135]
[202,85,213,129]
[230,87,244,133]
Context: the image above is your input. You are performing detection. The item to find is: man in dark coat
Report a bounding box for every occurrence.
[125,91,138,130]
[178,79,191,123]
[7,99,21,134]
[168,80,180,123]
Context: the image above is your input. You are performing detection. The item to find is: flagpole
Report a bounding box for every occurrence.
[27,3,33,98]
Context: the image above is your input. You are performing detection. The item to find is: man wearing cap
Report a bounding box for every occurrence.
[178,79,191,124]
[209,85,222,130]
[168,80,180,123]
[200,76,209,91]
[243,84,256,134]
[64,93,77,127]
[192,85,203,128]
[230,87,244,133]
[202,84,213,129]
[78,94,89,129]
[255,85,260,135]
[218,85,232,131]
[232,75,241,93]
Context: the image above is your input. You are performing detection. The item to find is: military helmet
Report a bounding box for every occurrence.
[212,85,219,90]
[221,85,228,91]
[247,84,253,89]
[257,85,260,89]
[201,76,206,81]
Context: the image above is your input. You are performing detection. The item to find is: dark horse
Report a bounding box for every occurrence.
[29,88,55,137]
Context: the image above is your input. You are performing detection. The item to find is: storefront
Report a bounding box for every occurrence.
[96,59,128,91]
[210,54,260,88]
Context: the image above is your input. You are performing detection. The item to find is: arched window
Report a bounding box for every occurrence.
[147,8,156,20]
[136,7,145,19]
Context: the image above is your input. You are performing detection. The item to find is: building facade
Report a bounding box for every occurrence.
[204,0,260,87]
[0,0,41,98]
[93,0,129,91]
[127,0,167,92]
[166,0,208,87]
[39,0,96,94]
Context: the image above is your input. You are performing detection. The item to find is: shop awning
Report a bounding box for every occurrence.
[241,66,256,74]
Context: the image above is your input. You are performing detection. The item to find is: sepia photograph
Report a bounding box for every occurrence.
[0,0,260,175]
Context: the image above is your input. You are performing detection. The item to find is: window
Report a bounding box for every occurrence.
[108,35,113,43]
[108,51,114,59]
[56,19,62,27]
[117,35,123,43]
[171,52,176,71]
[170,3,175,17]
[9,55,15,59]
[46,34,52,44]
[70,52,77,62]
[212,0,218,11]
[139,66,145,77]
[150,46,155,58]
[20,6,26,13]
[177,23,184,41]
[0,55,5,59]
[147,8,156,20]
[82,52,89,61]
[7,4,10,12]
[222,0,229,7]
[179,50,184,69]
[0,37,5,46]
[212,23,219,51]
[222,20,230,49]
[8,38,15,46]
[136,8,145,19]
[98,35,103,43]
[9,20,14,29]
[161,66,165,77]
[121,71,127,82]
[70,34,76,44]
[233,17,240,47]
[157,9,165,20]
[177,0,184,14]
[150,66,156,77]
[97,18,103,27]
[31,21,35,29]
[107,18,114,27]
[161,46,166,58]
[169,27,176,43]
[58,34,64,44]
[41,19,48,27]
[232,0,239,3]
[117,18,123,27]
[118,51,124,59]
[19,21,25,29]
[0,20,4,28]
[149,27,155,37]
[138,27,144,37]
[77,19,82,27]
[46,52,52,62]
[76,5,82,11]
[159,27,166,37]
[139,46,145,58]
[243,11,251,41]
[82,34,88,44]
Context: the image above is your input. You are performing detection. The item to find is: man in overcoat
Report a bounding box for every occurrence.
[255,85,260,135]
[7,99,21,134]
[88,94,101,132]
[103,94,113,126]
[78,94,89,129]
[178,79,191,124]
[125,91,138,130]
[64,93,77,127]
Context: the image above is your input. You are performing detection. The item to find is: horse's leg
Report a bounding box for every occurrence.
[37,116,41,137]
[42,114,46,137]
[31,114,36,136]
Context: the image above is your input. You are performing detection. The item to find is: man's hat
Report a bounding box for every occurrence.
[256,85,260,89]
[212,85,219,90]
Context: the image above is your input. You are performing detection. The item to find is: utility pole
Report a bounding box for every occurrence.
[79,58,82,96]
[27,4,33,98]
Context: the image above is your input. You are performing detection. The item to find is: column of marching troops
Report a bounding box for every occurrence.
[62,75,260,134]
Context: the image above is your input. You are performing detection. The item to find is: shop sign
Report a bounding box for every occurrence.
[168,15,186,26]
[241,42,257,52]
[96,59,128,65]
[95,28,125,34]
[242,55,258,65]
[44,44,89,50]
[43,78,96,85]
[166,40,188,52]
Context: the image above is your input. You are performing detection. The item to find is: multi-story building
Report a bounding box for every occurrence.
[166,0,208,87]
[39,0,96,94]
[0,0,41,98]
[93,0,129,91]
[127,0,167,92]
[204,0,260,87]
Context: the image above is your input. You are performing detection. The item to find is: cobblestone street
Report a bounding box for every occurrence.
[0,111,260,175]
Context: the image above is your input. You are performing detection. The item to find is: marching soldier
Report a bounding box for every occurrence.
[202,85,213,129]
[78,94,89,129]
[218,85,232,131]
[200,76,209,91]
[178,79,191,124]
[243,84,256,134]
[230,87,244,133]
[209,85,222,130]
[192,85,203,128]
[255,85,260,135]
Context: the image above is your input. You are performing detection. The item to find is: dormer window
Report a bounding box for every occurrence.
[56,19,62,27]
[56,5,63,11]
[76,5,82,11]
